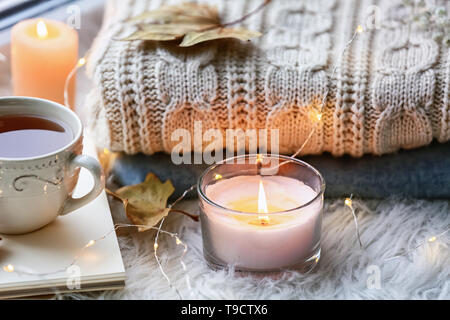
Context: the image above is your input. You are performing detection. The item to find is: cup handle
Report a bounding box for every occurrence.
[60,154,105,216]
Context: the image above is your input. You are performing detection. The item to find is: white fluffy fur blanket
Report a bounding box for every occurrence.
[64,198,450,300]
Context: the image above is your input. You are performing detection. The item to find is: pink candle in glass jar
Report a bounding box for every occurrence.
[198,155,325,272]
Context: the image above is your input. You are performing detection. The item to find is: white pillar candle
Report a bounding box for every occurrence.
[200,175,323,271]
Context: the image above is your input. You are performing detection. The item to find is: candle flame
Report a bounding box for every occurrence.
[36,20,48,39]
[257,180,269,214]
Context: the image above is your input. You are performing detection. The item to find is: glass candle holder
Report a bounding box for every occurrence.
[197,154,325,273]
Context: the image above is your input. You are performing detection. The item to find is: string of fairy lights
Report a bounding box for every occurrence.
[3,222,191,299]
[344,197,450,263]
[2,24,449,299]
[64,56,87,109]
[152,185,196,299]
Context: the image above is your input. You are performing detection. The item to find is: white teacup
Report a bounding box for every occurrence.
[0,97,104,234]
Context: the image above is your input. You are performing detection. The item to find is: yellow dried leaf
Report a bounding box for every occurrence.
[119,2,261,46]
[113,173,175,232]
[121,30,180,41]
[140,23,217,34]
[180,28,262,47]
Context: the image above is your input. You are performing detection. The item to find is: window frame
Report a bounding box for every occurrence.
[0,0,77,32]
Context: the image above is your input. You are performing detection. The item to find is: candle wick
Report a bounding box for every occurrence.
[256,154,263,175]
[258,215,270,225]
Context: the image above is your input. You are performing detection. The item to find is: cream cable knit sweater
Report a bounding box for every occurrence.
[86,0,450,157]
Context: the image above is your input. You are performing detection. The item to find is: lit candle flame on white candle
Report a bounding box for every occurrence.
[258,179,270,225]
[36,20,48,39]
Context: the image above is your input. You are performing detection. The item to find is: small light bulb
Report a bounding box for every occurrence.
[176,238,182,245]
[428,236,436,242]
[316,113,323,121]
[309,110,322,123]
[214,174,222,180]
[3,264,14,272]
[78,57,86,67]
[85,240,95,248]
[345,198,352,207]
[356,25,364,33]
[154,243,159,251]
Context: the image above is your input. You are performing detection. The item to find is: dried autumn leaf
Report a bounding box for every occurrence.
[122,31,180,41]
[180,28,262,47]
[119,2,261,46]
[113,173,175,232]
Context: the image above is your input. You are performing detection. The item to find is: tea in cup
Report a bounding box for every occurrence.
[0,97,104,234]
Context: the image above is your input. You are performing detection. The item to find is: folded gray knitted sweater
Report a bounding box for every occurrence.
[85,0,450,157]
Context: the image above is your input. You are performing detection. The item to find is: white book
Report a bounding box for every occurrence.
[0,136,126,299]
